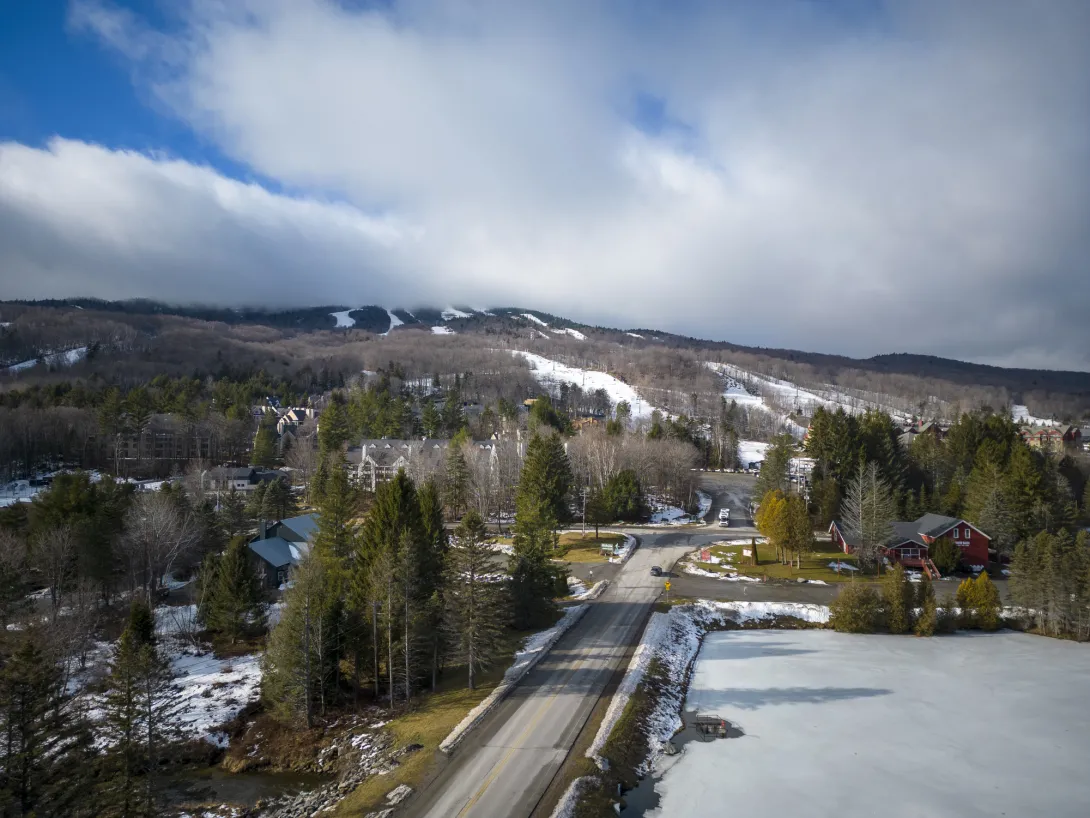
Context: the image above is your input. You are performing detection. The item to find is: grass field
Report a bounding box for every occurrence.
[331,623,554,816]
[696,540,874,583]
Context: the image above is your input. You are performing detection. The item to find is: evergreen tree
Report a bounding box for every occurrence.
[444,511,509,690]
[0,635,94,817]
[930,537,961,575]
[509,498,559,630]
[754,434,794,498]
[263,552,340,725]
[417,480,449,690]
[126,598,156,647]
[318,397,352,457]
[441,390,465,435]
[516,433,573,527]
[829,584,884,633]
[205,537,266,644]
[601,469,644,522]
[313,455,359,560]
[245,482,269,523]
[261,479,298,522]
[444,432,471,519]
[252,421,278,468]
[421,401,442,438]
[218,488,247,540]
[101,626,179,818]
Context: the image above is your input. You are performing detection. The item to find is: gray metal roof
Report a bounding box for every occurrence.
[278,513,319,543]
[248,536,299,569]
[912,513,959,538]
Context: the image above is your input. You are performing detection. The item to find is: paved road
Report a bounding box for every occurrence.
[405,529,728,818]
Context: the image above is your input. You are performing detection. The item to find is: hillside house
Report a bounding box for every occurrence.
[206,466,289,493]
[829,513,991,575]
[248,513,319,589]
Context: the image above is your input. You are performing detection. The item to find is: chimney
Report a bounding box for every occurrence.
[260,519,268,540]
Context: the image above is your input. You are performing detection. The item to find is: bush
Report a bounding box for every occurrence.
[914,575,937,637]
[883,564,914,634]
[829,584,885,633]
[935,594,960,633]
[967,573,1002,631]
[930,537,961,575]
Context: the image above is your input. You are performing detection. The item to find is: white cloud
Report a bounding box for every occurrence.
[2,0,1087,368]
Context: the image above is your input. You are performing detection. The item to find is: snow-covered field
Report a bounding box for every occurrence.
[511,351,660,421]
[431,325,455,335]
[551,327,587,341]
[648,629,1090,818]
[737,440,769,466]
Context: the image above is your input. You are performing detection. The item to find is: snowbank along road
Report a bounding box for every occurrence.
[405,529,729,818]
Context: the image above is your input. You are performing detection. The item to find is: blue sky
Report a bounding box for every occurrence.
[1,1,1089,369]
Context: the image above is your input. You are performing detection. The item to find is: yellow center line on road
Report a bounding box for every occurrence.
[453,591,639,817]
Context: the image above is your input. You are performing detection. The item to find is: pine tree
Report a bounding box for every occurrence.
[509,498,559,630]
[263,552,340,725]
[261,479,297,522]
[252,421,278,468]
[313,455,359,560]
[755,434,795,498]
[205,537,266,644]
[417,481,448,690]
[421,402,442,438]
[126,598,156,647]
[444,511,509,690]
[601,469,644,522]
[318,398,352,457]
[218,488,247,539]
[0,635,94,817]
[517,433,573,527]
[972,572,1002,631]
[101,626,179,818]
[444,435,471,519]
[245,482,269,523]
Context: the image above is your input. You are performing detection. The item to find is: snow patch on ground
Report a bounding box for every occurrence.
[626,332,643,339]
[431,326,455,335]
[521,313,549,327]
[441,307,473,320]
[440,604,589,753]
[330,310,356,328]
[511,351,659,421]
[383,309,404,335]
[647,493,710,526]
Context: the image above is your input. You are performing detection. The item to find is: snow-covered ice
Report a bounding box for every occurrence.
[647,629,1090,818]
[330,310,356,328]
[511,351,659,421]
[432,326,455,335]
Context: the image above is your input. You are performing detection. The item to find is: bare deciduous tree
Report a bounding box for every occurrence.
[122,492,198,603]
[32,524,75,622]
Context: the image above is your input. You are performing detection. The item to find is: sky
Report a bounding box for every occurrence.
[1,1,1089,370]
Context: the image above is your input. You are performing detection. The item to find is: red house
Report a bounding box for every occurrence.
[829,513,991,577]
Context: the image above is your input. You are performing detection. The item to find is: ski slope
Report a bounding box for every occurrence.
[511,351,659,420]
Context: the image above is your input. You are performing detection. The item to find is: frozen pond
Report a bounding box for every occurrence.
[647,630,1090,818]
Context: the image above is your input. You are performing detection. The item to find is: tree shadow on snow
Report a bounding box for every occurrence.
[695,686,892,711]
